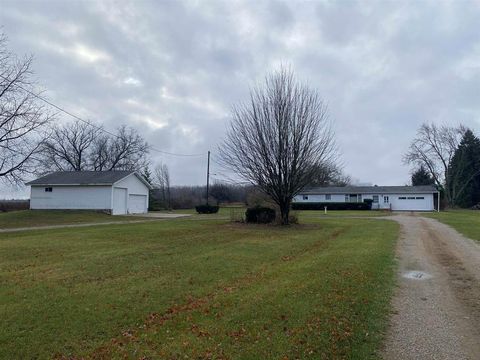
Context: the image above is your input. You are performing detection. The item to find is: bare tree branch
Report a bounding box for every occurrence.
[403,123,465,206]
[39,121,149,172]
[154,163,171,209]
[0,33,52,183]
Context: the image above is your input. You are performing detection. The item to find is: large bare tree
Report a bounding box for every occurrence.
[40,120,149,172]
[404,123,465,206]
[219,68,337,225]
[0,33,51,182]
[154,163,171,208]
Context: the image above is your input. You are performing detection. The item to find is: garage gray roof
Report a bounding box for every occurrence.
[301,185,438,195]
[26,171,145,186]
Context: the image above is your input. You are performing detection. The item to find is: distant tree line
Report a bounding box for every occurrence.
[405,123,480,208]
[146,177,249,210]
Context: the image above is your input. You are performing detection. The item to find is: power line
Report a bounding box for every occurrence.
[0,74,206,157]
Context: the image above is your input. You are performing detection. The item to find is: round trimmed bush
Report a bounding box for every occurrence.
[195,204,219,214]
[245,206,276,223]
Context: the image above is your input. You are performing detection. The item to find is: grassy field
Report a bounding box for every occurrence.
[0,216,398,359]
[0,208,386,230]
[0,210,152,229]
[424,209,480,241]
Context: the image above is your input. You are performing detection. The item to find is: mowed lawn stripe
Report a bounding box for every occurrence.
[0,218,398,359]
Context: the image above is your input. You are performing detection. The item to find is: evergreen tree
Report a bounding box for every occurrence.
[448,129,480,207]
[411,165,435,186]
[142,166,153,185]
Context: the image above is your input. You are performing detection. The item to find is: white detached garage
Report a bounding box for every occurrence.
[26,171,151,215]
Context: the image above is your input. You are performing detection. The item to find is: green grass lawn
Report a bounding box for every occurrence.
[0,210,150,229]
[423,209,480,241]
[0,217,398,359]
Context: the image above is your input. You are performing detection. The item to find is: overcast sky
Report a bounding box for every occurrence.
[1,0,480,197]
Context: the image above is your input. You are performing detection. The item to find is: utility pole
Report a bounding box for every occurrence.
[206,150,210,205]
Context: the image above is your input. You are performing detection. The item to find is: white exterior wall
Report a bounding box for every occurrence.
[293,194,345,202]
[30,185,112,210]
[112,174,149,214]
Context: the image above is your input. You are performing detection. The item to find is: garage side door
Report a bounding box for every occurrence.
[128,194,147,214]
[113,188,127,215]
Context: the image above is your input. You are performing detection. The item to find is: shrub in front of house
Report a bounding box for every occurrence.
[363,199,373,209]
[291,202,371,210]
[245,206,276,223]
[195,204,220,214]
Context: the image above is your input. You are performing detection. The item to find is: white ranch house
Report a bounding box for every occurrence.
[293,185,439,211]
[26,171,151,215]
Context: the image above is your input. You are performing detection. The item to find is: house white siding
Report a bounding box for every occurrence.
[293,194,345,202]
[294,189,436,211]
[30,185,112,210]
[112,174,149,214]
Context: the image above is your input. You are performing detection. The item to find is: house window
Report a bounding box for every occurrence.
[383,196,389,203]
[416,197,424,200]
[373,195,379,203]
[325,194,331,200]
[45,187,52,192]
[345,194,349,202]
[399,197,406,200]
[303,195,309,200]
[358,194,362,202]
[407,197,415,199]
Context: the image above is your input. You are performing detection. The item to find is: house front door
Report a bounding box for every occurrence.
[382,195,390,209]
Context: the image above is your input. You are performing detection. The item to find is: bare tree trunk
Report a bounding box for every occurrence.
[279,199,291,225]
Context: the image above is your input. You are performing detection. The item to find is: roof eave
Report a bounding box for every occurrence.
[27,183,115,186]
[111,172,153,190]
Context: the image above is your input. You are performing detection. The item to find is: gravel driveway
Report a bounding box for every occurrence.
[383,214,480,360]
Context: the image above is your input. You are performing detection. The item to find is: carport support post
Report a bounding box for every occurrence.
[437,192,440,212]
[206,150,210,205]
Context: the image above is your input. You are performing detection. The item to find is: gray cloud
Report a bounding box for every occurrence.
[1,0,480,198]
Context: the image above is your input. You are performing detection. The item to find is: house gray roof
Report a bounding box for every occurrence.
[300,185,438,195]
[26,171,150,187]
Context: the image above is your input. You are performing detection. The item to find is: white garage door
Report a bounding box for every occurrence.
[128,194,147,214]
[391,195,431,211]
[113,188,127,215]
